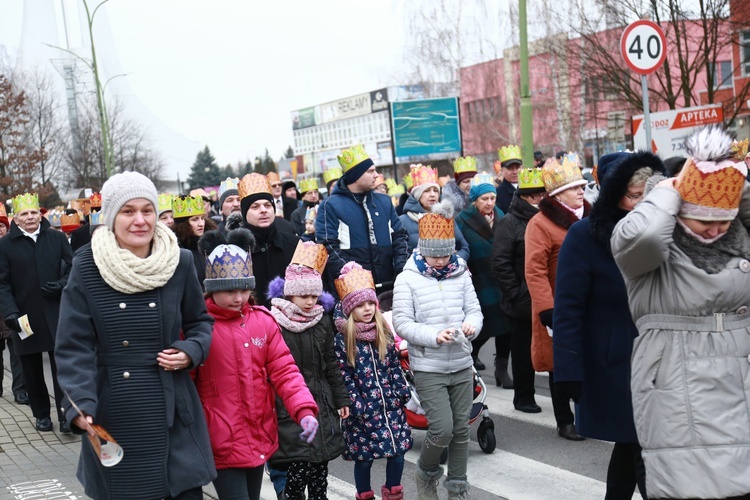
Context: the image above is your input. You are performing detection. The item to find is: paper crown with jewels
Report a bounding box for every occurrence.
[410,164,439,187]
[47,207,63,228]
[299,176,319,194]
[337,144,372,173]
[418,201,456,257]
[731,138,749,161]
[388,184,405,197]
[541,155,586,196]
[172,195,205,219]
[61,212,81,233]
[202,230,256,293]
[304,206,317,221]
[238,173,272,199]
[90,210,104,226]
[89,192,102,209]
[323,166,343,185]
[402,172,414,191]
[290,240,328,274]
[219,177,240,197]
[518,168,546,193]
[498,145,523,166]
[157,193,174,215]
[471,172,495,187]
[385,178,398,191]
[335,263,375,300]
[453,156,478,175]
[11,193,39,214]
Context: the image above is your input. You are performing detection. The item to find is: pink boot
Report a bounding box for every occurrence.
[355,491,375,500]
[381,485,404,500]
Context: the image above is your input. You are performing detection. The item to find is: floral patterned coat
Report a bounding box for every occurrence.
[334,332,413,461]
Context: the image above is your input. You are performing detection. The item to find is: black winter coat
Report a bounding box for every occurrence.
[271,314,349,467]
[491,192,538,320]
[0,219,73,354]
[247,218,300,307]
[495,179,517,214]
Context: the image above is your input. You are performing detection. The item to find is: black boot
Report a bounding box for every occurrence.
[495,357,514,389]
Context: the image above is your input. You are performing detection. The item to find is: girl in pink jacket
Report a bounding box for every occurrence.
[194,229,319,500]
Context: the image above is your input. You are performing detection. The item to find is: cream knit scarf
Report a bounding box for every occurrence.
[91,223,181,294]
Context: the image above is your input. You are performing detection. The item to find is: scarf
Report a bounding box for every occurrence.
[270,297,324,333]
[558,199,584,219]
[91,223,180,294]
[355,321,378,342]
[673,218,750,274]
[413,248,460,281]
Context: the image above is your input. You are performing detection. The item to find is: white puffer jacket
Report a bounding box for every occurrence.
[392,256,483,374]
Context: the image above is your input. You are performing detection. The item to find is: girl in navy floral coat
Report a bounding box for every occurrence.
[333,262,413,500]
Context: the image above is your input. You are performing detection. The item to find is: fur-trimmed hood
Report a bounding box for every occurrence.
[589,151,666,250]
[538,195,591,231]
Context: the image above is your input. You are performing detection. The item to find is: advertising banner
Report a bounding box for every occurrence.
[319,92,373,123]
[391,97,462,163]
[291,107,316,130]
[632,104,724,156]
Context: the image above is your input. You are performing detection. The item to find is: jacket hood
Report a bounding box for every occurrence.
[538,195,591,231]
[589,151,666,250]
[403,195,427,215]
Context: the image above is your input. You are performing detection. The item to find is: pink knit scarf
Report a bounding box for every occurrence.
[270,298,323,333]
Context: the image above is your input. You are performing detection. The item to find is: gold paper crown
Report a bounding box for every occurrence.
[89,192,102,209]
[0,203,7,219]
[90,210,104,226]
[493,160,503,175]
[453,156,478,175]
[498,145,522,165]
[70,199,91,216]
[290,241,328,274]
[172,195,205,219]
[388,185,406,197]
[337,144,371,172]
[677,158,746,212]
[219,177,240,196]
[157,193,174,214]
[323,167,343,185]
[471,172,496,187]
[731,138,749,161]
[238,173,272,199]
[410,164,439,187]
[384,178,398,191]
[518,168,545,190]
[12,193,39,214]
[304,206,317,221]
[335,266,375,300]
[61,213,81,232]
[418,213,455,240]
[402,173,414,190]
[266,171,281,184]
[541,157,585,194]
[47,208,63,227]
[299,177,319,193]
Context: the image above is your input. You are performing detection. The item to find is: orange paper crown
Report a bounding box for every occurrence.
[266,172,281,185]
[335,266,375,300]
[290,241,328,274]
[410,164,439,187]
[61,213,81,233]
[418,213,455,241]
[239,173,272,200]
[677,157,747,219]
[731,138,749,161]
[89,192,102,209]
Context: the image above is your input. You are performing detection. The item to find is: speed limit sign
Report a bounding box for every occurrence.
[620,20,667,75]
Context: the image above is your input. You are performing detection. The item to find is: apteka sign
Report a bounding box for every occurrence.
[632,104,724,155]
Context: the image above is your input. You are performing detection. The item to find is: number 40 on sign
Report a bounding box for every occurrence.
[621,20,667,75]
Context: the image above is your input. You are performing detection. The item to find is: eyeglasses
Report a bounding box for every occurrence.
[624,192,644,201]
[270,183,282,188]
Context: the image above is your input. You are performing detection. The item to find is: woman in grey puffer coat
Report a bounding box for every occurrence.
[611,127,750,500]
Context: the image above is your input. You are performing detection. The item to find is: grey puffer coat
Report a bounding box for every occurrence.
[612,185,750,499]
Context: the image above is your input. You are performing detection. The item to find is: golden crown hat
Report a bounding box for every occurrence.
[676,157,748,219]
[70,198,91,216]
[304,206,317,221]
[190,188,210,199]
[0,203,7,219]
[157,193,174,214]
[337,144,371,172]
[299,176,320,193]
[238,173,272,199]
[471,172,496,187]
[388,184,406,197]
[518,168,546,190]
[498,145,523,165]
[89,192,102,209]
[47,208,63,227]
[335,265,375,300]
[290,240,328,274]
[266,171,281,185]
[90,210,104,226]
[12,193,39,214]
[453,156,478,175]
[384,178,398,191]
[418,213,455,240]
[731,138,749,161]
[410,164,439,187]
[402,172,414,190]
[172,195,205,219]
[541,156,586,196]
[219,177,240,197]
[493,160,503,175]
[61,213,81,233]
[323,166,343,185]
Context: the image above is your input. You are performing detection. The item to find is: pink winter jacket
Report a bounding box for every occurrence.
[194,299,318,469]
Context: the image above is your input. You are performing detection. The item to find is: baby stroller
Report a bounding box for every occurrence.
[378,290,497,456]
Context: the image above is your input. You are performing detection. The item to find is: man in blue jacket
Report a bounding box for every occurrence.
[315,144,408,293]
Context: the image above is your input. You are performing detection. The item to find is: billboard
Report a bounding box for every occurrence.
[291,107,316,130]
[632,104,724,156]
[391,97,462,163]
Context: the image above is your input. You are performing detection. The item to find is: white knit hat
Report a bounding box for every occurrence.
[101,171,159,230]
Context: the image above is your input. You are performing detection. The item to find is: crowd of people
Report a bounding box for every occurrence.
[1,127,750,500]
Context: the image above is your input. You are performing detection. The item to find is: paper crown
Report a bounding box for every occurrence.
[172,195,205,219]
[541,156,586,196]
[402,172,414,190]
[410,164,439,187]
[90,210,104,226]
[373,174,386,189]
[418,201,456,257]
[0,204,7,219]
[498,145,522,165]
[323,166,343,185]
[304,206,317,221]
[518,168,545,190]
[190,188,210,199]
[337,144,371,172]
[290,240,328,274]
[471,172,496,187]
[12,193,39,214]
[89,192,102,209]
[731,138,749,161]
[157,193,174,214]
[61,213,81,233]
[335,264,375,300]
[493,160,503,175]
[453,156,478,174]
[219,177,240,197]
[239,173,272,199]
[266,171,281,184]
[299,177,319,193]
[676,157,748,220]
[388,184,406,197]
[47,208,63,227]
[205,246,254,288]
[70,198,91,217]
[385,178,398,191]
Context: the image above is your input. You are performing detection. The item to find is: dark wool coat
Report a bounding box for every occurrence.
[524,196,591,372]
[55,248,216,500]
[334,332,413,461]
[496,179,517,214]
[491,193,539,320]
[70,224,92,252]
[0,218,73,355]
[455,204,512,339]
[553,151,664,443]
[398,195,470,262]
[246,218,300,308]
[271,315,349,467]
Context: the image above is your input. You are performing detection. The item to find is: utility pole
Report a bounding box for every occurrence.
[518,0,534,167]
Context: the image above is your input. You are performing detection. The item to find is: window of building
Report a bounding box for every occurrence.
[711,60,733,88]
[743,30,750,77]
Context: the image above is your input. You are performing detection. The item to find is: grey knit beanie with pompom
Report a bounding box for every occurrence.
[101,171,159,230]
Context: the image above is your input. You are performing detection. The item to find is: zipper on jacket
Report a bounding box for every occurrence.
[369,344,398,452]
[715,312,725,331]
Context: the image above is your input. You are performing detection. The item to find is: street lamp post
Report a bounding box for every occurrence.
[519,0,534,167]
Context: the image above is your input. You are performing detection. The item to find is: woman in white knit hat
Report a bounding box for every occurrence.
[55,171,216,500]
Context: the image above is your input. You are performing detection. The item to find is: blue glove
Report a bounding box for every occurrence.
[299,415,319,444]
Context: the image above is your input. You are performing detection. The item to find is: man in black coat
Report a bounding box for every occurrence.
[496,145,523,213]
[0,194,73,432]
